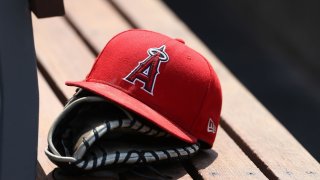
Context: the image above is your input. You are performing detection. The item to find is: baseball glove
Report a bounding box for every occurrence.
[45,89,200,176]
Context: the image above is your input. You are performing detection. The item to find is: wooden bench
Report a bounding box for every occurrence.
[35,0,320,179]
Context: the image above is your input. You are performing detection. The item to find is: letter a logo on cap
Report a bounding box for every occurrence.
[124,45,169,95]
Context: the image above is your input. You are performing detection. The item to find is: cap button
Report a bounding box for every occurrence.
[174,38,185,44]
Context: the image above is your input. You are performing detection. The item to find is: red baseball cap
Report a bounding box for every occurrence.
[66,29,222,148]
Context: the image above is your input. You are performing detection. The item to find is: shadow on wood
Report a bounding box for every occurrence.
[191,149,218,170]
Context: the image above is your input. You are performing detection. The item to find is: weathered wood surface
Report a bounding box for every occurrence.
[194,130,266,179]
[64,0,130,53]
[109,0,320,179]
[33,15,95,98]
[34,0,320,179]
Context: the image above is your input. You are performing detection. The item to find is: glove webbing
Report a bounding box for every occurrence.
[71,118,169,160]
[71,118,199,170]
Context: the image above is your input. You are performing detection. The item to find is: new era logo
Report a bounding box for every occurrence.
[207,118,216,133]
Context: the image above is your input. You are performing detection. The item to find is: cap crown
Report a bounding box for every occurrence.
[85,30,222,146]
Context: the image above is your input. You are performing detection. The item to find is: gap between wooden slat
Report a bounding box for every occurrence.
[107,0,279,179]
[64,16,99,56]
[37,59,68,104]
[107,0,138,28]
[181,160,204,180]
[219,119,277,179]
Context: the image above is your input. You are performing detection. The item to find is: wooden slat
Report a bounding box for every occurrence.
[64,0,131,52]
[37,71,62,175]
[62,1,266,179]
[194,129,267,179]
[110,0,320,179]
[32,15,95,98]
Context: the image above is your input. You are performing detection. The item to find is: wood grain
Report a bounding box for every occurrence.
[110,0,320,179]
[62,0,266,179]
[64,0,131,52]
[32,14,95,98]
[192,129,266,179]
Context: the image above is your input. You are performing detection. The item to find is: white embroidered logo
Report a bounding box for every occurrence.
[207,118,216,133]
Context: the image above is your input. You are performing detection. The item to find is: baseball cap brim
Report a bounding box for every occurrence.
[66,81,197,144]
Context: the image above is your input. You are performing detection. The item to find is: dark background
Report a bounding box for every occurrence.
[164,0,320,161]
